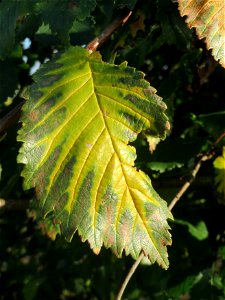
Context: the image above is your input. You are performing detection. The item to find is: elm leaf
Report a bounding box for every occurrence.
[18,46,172,269]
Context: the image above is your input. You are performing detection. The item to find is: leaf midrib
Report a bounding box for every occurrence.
[88,60,167,265]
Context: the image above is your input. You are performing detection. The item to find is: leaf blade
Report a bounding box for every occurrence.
[177,0,225,68]
[18,46,172,268]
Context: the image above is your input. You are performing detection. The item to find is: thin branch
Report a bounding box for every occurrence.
[0,100,25,135]
[168,154,210,210]
[212,131,225,148]
[86,9,132,53]
[116,131,225,300]
[116,252,145,300]
[169,130,225,210]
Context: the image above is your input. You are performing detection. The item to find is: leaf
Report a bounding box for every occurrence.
[214,147,225,202]
[147,138,203,173]
[157,0,193,50]
[146,136,161,154]
[18,46,172,268]
[115,0,138,10]
[175,219,208,240]
[177,0,225,68]
[0,0,31,58]
[168,273,203,298]
[37,0,97,44]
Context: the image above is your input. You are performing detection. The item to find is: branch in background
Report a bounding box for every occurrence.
[116,130,225,300]
[0,100,25,135]
[168,154,211,210]
[86,9,132,52]
[169,130,225,210]
[116,252,145,300]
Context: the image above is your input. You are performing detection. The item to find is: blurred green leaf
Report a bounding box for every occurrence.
[168,272,203,298]
[36,0,96,44]
[157,0,193,50]
[115,0,137,9]
[147,138,202,173]
[175,219,208,240]
[0,0,32,58]
[214,147,225,203]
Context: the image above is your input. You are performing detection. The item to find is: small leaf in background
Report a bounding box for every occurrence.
[175,219,208,240]
[37,0,97,44]
[177,0,225,68]
[213,147,225,203]
[157,0,193,50]
[115,0,138,10]
[168,273,203,298]
[147,138,203,173]
[18,46,172,268]
[130,12,146,38]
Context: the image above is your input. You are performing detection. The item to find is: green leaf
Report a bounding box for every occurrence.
[157,0,193,50]
[214,147,225,202]
[0,0,32,58]
[177,0,225,68]
[37,0,96,44]
[147,138,202,173]
[168,273,203,298]
[18,46,172,268]
[115,0,137,9]
[175,219,208,240]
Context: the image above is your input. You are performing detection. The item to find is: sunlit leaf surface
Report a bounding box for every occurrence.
[214,147,225,202]
[18,46,172,268]
[178,0,225,68]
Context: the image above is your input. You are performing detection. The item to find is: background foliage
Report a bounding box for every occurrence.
[0,0,225,299]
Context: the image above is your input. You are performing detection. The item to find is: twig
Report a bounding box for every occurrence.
[0,100,25,135]
[116,131,225,300]
[86,9,132,53]
[169,130,225,210]
[168,154,210,210]
[116,252,145,300]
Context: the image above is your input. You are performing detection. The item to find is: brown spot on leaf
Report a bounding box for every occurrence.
[165,121,170,131]
[161,239,167,247]
[28,111,39,122]
[53,218,61,225]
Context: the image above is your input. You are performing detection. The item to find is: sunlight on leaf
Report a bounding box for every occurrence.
[178,0,225,68]
[214,147,225,202]
[18,46,172,268]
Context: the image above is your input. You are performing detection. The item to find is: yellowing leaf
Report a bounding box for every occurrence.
[177,0,225,68]
[214,147,225,202]
[18,46,172,268]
